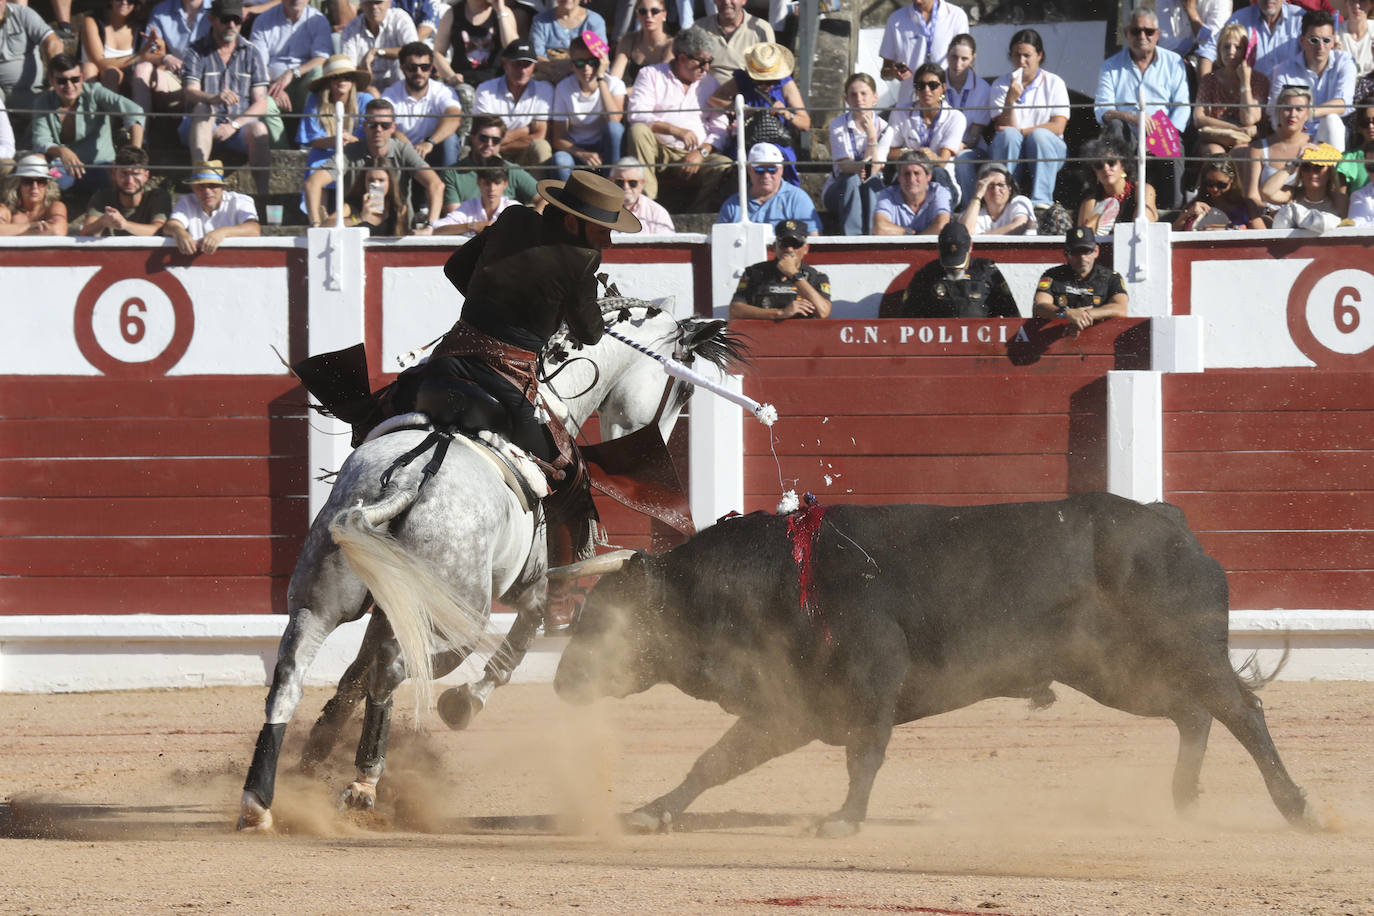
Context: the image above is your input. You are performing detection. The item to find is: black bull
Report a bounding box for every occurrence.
[553,493,1317,836]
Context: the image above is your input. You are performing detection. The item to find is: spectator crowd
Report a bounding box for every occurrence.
[0,0,1372,241]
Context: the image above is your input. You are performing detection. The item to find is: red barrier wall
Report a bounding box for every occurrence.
[738,317,1150,511]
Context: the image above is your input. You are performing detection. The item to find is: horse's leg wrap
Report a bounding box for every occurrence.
[354,695,393,776]
[484,611,539,687]
[243,722,287,808]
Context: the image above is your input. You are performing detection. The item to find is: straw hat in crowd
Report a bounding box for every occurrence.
[745,42,795,82]
[309,54,372,93]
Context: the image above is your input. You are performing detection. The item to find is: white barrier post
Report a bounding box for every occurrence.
[689,372,745,529]
[734,93,747,221]
[1105,369,1163,503]
[334,99,346,229]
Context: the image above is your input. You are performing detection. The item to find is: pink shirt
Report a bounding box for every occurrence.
[627,62,728,150]
[627,193,675,234]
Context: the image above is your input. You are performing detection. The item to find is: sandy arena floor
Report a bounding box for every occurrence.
[1,676,1372,915]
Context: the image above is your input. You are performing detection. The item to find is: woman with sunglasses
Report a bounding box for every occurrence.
[530,0,608,84]
[1236,84,1314,213]
[888,61,965,207]
[1173,156,1265,230]
[823,72,895,236]
[1076,136,1158,238]
[1336,93,1374,194]
[610,2,673,86]
[80,0,148,93]
[1262,142,1350,230]
[988,28,1070,210]
[0,155,69,237]
[433,0,517,91]
[550,34,626,181]
[1194,22,1270,157]
[299,54,376,174]
[708,42,810,185]
[959,163,1035,236]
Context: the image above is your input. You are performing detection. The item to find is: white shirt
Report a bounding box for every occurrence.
[474,74,554,132]
[878,0,969,107]
[168,190,259,238]
[1154,0,1231,56]
[433,195,517,234]
[974,194,1036,235]
[382,79,462,145]
[888,103,965,156]
[827,110,894,178]
[552,73,626,147]
[946,70,992,130]
[989,67,1070,130]
[340,9,419,91]
[1339,25,1373,78]
[1350,183,1374,227]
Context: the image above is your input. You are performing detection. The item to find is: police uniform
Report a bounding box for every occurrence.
[733,260,833,312]
[1035,262,1127,315]
[893,257,1019,319]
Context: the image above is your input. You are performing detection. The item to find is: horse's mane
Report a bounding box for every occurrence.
[544,297,750,374]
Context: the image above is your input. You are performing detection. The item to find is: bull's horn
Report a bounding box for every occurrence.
[547,549,639,580]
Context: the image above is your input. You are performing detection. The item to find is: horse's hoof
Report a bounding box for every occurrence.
[236,792,275,833]
[338,781,378,811]
[625,808,671,834]
[437,686,483,731]
[815,817,861,839]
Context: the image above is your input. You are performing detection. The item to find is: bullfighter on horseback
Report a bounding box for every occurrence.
[296,170,642,631]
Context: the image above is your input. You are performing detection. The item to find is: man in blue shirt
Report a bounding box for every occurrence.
[717,142,821,233]
[250,0,333,116]
[1268,10,1357,150]
[1197,0,1305,80]
[1095,7,1190,209]
[872,151,951,235]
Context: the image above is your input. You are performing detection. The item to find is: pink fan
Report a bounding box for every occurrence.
[581,30,609,60]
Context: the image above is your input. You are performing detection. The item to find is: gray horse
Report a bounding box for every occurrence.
[237,303,747,832]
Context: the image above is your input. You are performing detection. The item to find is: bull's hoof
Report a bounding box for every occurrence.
[625,808,672,834]
[338,781,378,811]
[437,686,483,731]
[815,817,861,839]
[236,791,275,833]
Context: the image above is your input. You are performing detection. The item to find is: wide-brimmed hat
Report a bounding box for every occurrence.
[1300,142,1341,167]
[310,54,372,93]
[536,170,641,232]
[745,42,794,81]
[12,154,53,181]
[187,160,228,186]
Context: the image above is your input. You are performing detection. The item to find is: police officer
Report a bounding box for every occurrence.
[1032,226,1129,333]
[729,219,833,320]
[886,222,1019,318]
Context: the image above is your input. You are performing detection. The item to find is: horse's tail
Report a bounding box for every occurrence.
[330,479,490,720]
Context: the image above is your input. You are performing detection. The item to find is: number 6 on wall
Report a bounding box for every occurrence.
[74,266,195,377]
[1288,260,1374,367]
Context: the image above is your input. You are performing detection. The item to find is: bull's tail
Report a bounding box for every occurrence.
[330,480,489,720]
[1233,642,1292,691]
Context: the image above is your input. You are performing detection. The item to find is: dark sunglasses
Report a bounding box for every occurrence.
[1306,35,1334,45]
[54,74,83,85]
[776,238,804,250]
[612,178,641,188]
[637,5,664,13]
[402,62,432,72]
[20,177,49,186]
[685,53,712,67]
[1127,26,1158,37]
[571,57,597,68]
[751,165,779,175]
[1092,159,1120,170]
[1299,162,1326,172]
[473,133,503,143]
[364,120,395,130]
[1201,179,1230,190]
[218,14,242,24]
[914,79,943,90]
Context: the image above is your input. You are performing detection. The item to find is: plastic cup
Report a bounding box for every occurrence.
[266,204,283,225]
